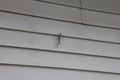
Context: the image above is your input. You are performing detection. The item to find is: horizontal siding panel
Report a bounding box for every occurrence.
[82,0,120,14]
[0,0,81,23]
[0,47,120,73]
[0,29,120,58]
[38,0,81,7]
[1,12,120,43]
[82,10,120,29]
[0,65,120,80]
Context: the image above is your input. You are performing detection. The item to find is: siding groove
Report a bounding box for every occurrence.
[0,9,82,24]
[35,0,81,9]
[1,27,120,45]
[1,44,120,60]
[81,0,120,15]
[1,9,120,30]
[0,63,120,75]
[1,11,120,44]
[1,0,120,29]
[1,46,120,73]
[0,65,120,80]
[0,0,82,23]
[0,29,120,58]
[82,10,120,29]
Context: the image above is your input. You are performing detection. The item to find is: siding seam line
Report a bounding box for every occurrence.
[0,27,120,45]
[0,44,120,60]
[0,9,120,31]
[35,0,120,16]
[0,63,120,75]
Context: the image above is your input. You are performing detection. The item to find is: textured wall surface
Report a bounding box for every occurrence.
[0,0,120,80]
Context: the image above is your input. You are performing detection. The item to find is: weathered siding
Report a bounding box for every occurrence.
[0,0,120,80]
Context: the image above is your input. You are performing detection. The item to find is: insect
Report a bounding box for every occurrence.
[56,33,62,47]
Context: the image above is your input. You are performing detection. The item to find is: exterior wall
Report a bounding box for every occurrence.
[0,0,120,80]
